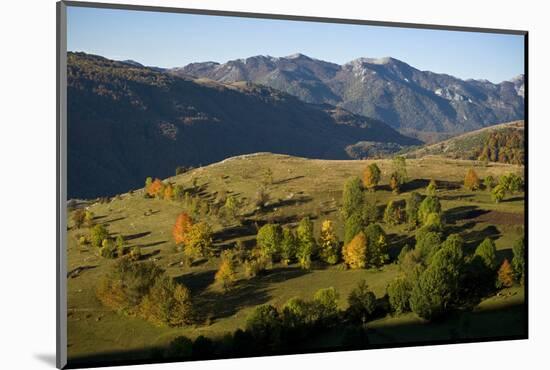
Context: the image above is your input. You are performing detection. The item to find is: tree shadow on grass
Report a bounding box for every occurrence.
[445,206,490,224]
[400,179,430,192]
[124,231,151,241]
[272,175,306,185]
[138,240,167,248]
[213,220,259,243]
[462,225,501,254]
[386,233,415,260]
[192,267,310,323]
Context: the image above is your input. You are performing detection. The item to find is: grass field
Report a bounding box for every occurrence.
[66,153,525,361]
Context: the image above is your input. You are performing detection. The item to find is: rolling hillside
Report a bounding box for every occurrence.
[66,153,525,365]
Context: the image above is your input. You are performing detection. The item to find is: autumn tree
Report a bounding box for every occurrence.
[342,232,367,269]
[496,259,514,288]
[256,224,282,261]
[296,217,316,269]
[341,177,363,220]
[280,227,298,265]
[72,209,86,229]
[147,178,164,197]
[215,250,237,292]
[464,169,481,191]
[140,276,193,327]
[164,183,174,200]
[318,220,340,265]
[184,222,212,261]
[172,212,194,245]
[474,238,497,271]
[363,163,381,191]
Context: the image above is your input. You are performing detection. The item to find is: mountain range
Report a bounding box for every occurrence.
[172,53,524,142]
[67,52,418,198]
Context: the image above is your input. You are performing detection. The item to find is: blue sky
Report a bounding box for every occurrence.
[67,6,524,83]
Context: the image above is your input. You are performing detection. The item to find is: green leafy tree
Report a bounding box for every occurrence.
[491,184,506,203]
[90,224,109,248]
[256,224,282,261]
[484,175,496,191]
[418,196,442,225]
[139,276,193,327]
[387,276,413,314]
[296,217,316,269]
[415,230,442,263]
[246,304,281,346]
[313,287,340,321]
[384,200,404,225]
[474,238,497,270]
[406,192,423,227]
[512,236,525,283]
[280,227,298,265]
[364,223,388,267]
[426,179,437,196]
[341,177,363,220]
[363,163,381,191]
[347,280,376,322]
[344,212,363,245]
[409,238,463,320]
[115,235,125,257]
[392,156,408,185]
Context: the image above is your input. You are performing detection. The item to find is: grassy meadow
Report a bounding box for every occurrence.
[66,153,525,363]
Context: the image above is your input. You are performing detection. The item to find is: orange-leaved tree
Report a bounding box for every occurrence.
[147,178,164,197]
[497,258,514,288]
[173,212,194,245]
[464,169,481,191]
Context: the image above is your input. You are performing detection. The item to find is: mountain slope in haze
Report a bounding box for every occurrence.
[67,52,419,199]
[172,54,524,141]
[405,120,524,164]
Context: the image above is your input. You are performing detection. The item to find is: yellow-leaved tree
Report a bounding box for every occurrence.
[342,232,367,269]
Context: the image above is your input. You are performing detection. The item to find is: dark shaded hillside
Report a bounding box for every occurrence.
[174,54,524,141]
[68,52,419,198]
